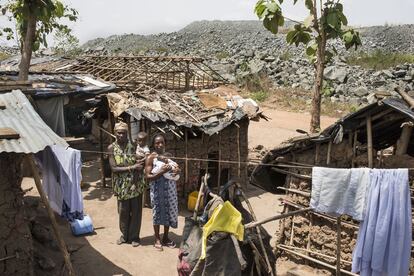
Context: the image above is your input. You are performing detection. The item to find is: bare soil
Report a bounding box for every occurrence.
[249,107,338,149]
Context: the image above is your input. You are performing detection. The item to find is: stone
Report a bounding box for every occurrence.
[31,222,53,243]
[382,70,394,78]
[263,56,276,62]
[36,254,55,271]
[353,86,369,97]
[248,59,266,75]
[366,93,378,104]
[393,69,407,77]
[324,66,348,83]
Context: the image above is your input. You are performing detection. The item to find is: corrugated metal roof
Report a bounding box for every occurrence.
[0,90,68,153]
[0,72,116,99]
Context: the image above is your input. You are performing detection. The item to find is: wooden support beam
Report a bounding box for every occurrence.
[217,132,222,193]
[184,130,189,198]
[235,184,274,276]
[244,207,313,229]
[27,155,75,276]
[0,127,20,139]
[277,246,358,276]
[396,122,413,156]
[366,115,373,168]
[336,216,342,276]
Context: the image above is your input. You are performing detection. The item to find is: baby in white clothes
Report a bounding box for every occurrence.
[151,153,180,181]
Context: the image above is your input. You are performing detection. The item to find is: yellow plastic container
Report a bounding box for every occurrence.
[187,191,203,211]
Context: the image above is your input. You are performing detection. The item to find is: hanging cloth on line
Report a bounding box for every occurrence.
[310,167,370,221]
[352,169,411,276]
[36,145,83,221]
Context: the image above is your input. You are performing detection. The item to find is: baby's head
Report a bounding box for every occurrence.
[158,152,172,163]
[137,132,148,147]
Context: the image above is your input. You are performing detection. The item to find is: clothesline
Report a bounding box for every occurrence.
[79,149,414,171]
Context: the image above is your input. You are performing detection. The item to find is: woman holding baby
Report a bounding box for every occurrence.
[145,134,180,251]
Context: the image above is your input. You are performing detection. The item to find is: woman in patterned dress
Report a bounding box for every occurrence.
[145,134,180,251]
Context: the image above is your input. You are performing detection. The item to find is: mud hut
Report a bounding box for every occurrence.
[251,96,414,275]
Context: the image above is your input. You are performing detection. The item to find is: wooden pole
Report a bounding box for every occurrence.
[236,124,241,178]
[98,112,106,188]
[236,185,274,276]
[244,207,313,229]
[27,155,75,276]
[315,143,320,165]
[327,140,332,165]
[395,88,414,109]
[184,129,189,198]
[366,115,373,168]
[192,174,207,220]
[396,122,413,156]
[336,216,342,276]
[277,246,358,276]
[352,131,358,168]
[278,244,352,265]
[217,132,221,193]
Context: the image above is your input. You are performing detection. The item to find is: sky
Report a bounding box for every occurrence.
[1,0,414,45]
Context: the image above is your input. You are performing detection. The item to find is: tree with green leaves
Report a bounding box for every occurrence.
[53,28,80,56]
[255,0,361,132]
[1,0,78,80]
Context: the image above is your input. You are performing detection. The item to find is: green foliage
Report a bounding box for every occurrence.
[215,51,229,60]
[250,90,269,102]
[53,28,80,55]
[254,0,361,64]
[322,80,334,97]
[0,52,10,60]
[1,0,78,51]
[279,50,292,61]
[346,50,414,70]
[255,0,284,34]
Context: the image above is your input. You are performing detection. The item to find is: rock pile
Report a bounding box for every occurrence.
[82,21,414,104]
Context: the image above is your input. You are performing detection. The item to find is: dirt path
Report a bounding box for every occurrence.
[249,108,338,149]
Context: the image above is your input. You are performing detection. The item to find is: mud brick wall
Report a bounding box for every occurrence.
[276,140,414,273]
[159,119,249,196]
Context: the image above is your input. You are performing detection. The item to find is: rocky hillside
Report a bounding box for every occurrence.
[82,21,414,105]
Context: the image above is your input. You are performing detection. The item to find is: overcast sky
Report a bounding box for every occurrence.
[2,0,414,45]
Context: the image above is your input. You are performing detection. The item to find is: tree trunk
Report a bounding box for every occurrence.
[0,153,34,276]
[18,12,37,81]
[310,57,325,133]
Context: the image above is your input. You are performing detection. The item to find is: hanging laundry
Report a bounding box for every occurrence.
[36,145,84,221]
[352,169,411,276]
[311,167,370,221]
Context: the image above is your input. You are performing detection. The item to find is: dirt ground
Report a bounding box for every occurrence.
[249,107,338,149]
[22,108,337,276]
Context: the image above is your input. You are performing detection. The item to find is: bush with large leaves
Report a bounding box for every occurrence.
[255,0,361,132]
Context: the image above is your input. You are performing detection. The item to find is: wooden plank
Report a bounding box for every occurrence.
[0,127,20,139]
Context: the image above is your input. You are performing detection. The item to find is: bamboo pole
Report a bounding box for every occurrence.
[271,167,311,180]
[27,155,75,276]
[278,244,352,265]
[277,186,311,197]
[236,124,241,178]
[366,115,373,168]
[184,130,189,198]
[217,132,221,193]
[396,122,413,156]
[336,216,342,276]
[236,185,274,276]
[277,246,358,276]
[315,143,320,165]
[193,174,207,220]
[352,131,358,168]
[327,140,332,165]
[98,112,106,188]
[244,207,313,229]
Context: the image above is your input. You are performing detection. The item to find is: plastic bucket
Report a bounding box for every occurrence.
[70,215,94,236]
[187,191,203,211]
